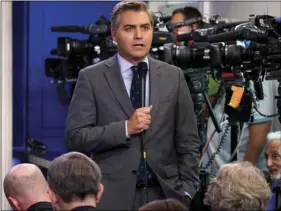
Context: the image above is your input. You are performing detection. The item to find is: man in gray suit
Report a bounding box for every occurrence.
[65,1,200,210]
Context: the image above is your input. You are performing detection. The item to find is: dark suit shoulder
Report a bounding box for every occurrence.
[80,59,109,76]
[79,54,117,76]
[149,57,181,74]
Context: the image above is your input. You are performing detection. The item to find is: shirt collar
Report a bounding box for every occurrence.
[117,53,149,74]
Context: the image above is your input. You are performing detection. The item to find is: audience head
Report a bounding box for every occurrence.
[171,6,203,33]
[47,151,103,210]
[111,1,153,64]
[3,163,51,210]
[265,131,281,180]
[139,198,188,211]
[204,161,271,211]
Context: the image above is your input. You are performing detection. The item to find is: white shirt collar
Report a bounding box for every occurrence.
[117,53,149,74]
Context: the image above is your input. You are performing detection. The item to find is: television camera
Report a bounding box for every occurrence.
[167,14,281,211]
[163,14,281,168]
[45,15,116,82]
[163,14,281,122]
[44,16,118,104]
[151,14,251,130]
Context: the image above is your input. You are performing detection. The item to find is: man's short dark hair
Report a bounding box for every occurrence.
[47,152,101,203]
[172,6,203,28]
[172,8,184,17]
[111,1,154,29]
[183,6,202,20]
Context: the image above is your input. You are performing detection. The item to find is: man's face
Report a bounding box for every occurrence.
[111,10,153,64]
[265,141,281,180]
[171,12,191,33]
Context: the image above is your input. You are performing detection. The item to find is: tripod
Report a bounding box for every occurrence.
[193,90,221,153]
[227,120,245,162]
[190,169,210,211]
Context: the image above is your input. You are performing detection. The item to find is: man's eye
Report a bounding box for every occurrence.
[125,28,133,32]
[272,154,281,159]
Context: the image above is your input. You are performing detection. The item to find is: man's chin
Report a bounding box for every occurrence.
[131,54,148,62]
[270,173,281,180]
[133,52,147,57]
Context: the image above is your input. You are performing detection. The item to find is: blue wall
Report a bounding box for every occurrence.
[13,1,117,154]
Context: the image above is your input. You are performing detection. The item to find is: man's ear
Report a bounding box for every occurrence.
[47,186,58,205]
[96,183,104,203]
[8,196,20,211]
[111,27,117,42]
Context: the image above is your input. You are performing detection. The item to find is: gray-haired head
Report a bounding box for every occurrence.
[266,131,281,180]
[204,161,271,211]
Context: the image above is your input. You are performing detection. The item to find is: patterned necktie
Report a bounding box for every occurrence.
[130,66,141,109]
[129,66,152,182]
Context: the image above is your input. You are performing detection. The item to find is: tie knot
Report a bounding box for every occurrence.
[131,66,139,78]
[131,65,137,71]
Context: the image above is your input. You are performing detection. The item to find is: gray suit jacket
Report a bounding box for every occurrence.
[65,55,200,210]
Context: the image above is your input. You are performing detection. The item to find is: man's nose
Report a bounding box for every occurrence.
[134,28,143,39]
[266,158,273,168]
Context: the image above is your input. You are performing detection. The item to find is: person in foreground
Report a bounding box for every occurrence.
[47,151,103,210]
[3,163,53,211]
[65,1,200,210]
[204,161,271,211]
[265,131,281,211]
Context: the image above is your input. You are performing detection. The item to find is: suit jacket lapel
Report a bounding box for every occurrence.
[146,57,162,140]
[104,55,134,117]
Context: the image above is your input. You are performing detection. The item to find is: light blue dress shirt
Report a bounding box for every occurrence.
[117,53,150,136]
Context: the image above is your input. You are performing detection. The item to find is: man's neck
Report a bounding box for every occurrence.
[118,52,146,65]
[60,197,97,210]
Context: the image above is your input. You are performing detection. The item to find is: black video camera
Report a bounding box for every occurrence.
[45,15,117,82]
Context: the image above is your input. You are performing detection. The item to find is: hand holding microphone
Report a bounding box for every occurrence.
[127,61,151,135]
[127,105,152,135]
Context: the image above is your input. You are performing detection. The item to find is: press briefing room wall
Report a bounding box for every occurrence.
[12,1,117,161]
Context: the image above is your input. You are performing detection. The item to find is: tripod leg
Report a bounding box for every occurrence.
[202,91,222,133]
[230,123,239,161]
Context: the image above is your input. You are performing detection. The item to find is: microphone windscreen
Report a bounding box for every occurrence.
[137,62,148,78]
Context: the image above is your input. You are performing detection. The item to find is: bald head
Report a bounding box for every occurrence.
[4,163,48,199]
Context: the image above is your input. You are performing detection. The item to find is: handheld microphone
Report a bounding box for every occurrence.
[137,62,148,108]
[137,61,149,202]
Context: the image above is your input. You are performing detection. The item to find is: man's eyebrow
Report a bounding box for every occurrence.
[124,24,136,28]
[123,23,151,28]
[268,150,281,154]
[141,23,151,27]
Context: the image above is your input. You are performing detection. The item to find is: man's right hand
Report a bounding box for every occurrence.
[127,105,152,135]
